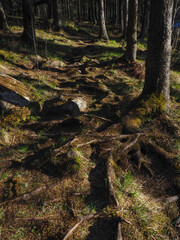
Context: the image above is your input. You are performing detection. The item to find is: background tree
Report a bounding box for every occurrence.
[0,0,9,30]
[141,0,174,110]
[99,0,109,40]
[125,0,138,62]
[21,0,36,45]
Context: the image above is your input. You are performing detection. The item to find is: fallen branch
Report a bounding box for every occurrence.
[53,137,78,156]
[63,214,95,240]
[15,214,60,221]
[0,183,55,206]
[107,151,119,207]
[84,113,113,123]
[124,133,143,151]
[76,134,134,148]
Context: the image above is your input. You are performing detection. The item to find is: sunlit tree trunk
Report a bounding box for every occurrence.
[142,0,174,111]
[125,0,138,62]
[99,0,109,40]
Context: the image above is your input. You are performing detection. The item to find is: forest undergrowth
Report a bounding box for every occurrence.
[0,22,180,240]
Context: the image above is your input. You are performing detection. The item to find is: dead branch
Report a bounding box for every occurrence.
[0,183,55,206]
[14,183,55,202]
[63,214,95,240]
[107,151,120,207]
[15,214,60,221]
[24,119,64,130]
[124,133,143,151]
[117,222,123,240]
[84,113,113,123]
[53,137,78,156]
[76,134,134,148]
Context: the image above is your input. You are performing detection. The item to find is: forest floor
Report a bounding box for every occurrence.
[0,22,180,240]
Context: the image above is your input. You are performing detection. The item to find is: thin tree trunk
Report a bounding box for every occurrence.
[142,0,174,111]
[123,0,128,39]
[0,0,9,30]
[99,0,109,40]
[125,0,138,62]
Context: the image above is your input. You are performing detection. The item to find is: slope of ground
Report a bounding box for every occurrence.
[0,22,179,240]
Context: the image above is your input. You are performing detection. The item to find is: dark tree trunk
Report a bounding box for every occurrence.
[139,0,149,39]
[119,0,124,33]
[77,0,81,22]
[0,0,9,30]
[125,0,138,62]
[52,0,62,31]
[142,0,174,110]
[21,0,36,45]
[92,0,97,25]
[99,0,109,40]
[123,0,128,39]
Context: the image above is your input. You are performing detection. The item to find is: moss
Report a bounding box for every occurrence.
[137,93,166,120]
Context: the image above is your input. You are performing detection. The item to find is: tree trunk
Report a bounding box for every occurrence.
[52,0,62,31]
[142,0,174,110]
[123,0,128,39]
[0,0,9,30]
[139,0,148,40]
[119,0,124,33]
[21,0,36,45]
[125,0,138,62]
[99,0,109,40]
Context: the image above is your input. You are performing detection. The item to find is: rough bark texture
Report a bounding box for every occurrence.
[125,0,138,62]
[0,0,9,30]
[99,0,109,40]
[142,0,174,110]
[21,0,36,45]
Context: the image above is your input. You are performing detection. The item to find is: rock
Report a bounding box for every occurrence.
[42,59,65,69]
[72,97,87,112]
[0,130,11,145]
[0,73,31,107]
[62,100,80,117]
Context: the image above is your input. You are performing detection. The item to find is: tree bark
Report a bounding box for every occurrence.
[21,0,36,45]
[142,0,174,111]
[52,0,62,31]
[123,0,128,39]
[125,0,138,62]
[99,0,109,40]
[139,0,149,39]
[0,0,9,30]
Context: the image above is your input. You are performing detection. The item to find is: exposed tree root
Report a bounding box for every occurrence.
[107,151,120,207]
[0,183,55,206]
[117,222,123,240]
